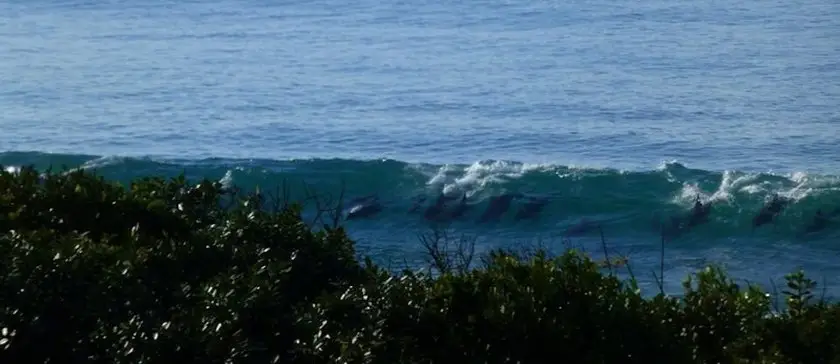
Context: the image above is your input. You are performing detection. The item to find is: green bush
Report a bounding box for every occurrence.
[0,166,838,364]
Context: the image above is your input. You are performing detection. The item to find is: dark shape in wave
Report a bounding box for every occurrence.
[752,194,791,231]
[2,152,840,240]
[447,193,472,220]
[345,194,383,220]
[803,207,840,235]
[423,193,459,221]
[659,196,714,239]
[515,196,551,221]
[478,192,524,223]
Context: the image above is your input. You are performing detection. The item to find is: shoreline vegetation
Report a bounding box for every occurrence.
[1,166,838,363]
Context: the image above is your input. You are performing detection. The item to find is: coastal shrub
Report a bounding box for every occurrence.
[0,166,838,364]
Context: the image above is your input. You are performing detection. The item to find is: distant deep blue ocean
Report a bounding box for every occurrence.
[1,0,839,297]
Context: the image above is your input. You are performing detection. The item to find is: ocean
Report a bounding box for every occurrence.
[1,0,838,297]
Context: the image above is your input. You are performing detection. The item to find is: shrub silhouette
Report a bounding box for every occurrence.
[0,166,838,364]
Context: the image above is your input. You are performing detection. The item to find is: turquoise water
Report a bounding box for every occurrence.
[1,0,839,296]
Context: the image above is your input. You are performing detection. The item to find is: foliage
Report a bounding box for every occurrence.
[0,166,838,364]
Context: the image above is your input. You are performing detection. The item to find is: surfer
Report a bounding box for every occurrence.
[752,194,790,230]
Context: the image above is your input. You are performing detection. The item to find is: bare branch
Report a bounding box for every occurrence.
[598,225,612,274]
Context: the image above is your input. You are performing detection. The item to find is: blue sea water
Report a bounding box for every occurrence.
[1,0,839,296]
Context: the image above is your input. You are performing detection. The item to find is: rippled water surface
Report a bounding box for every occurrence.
[1,0,839,295]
